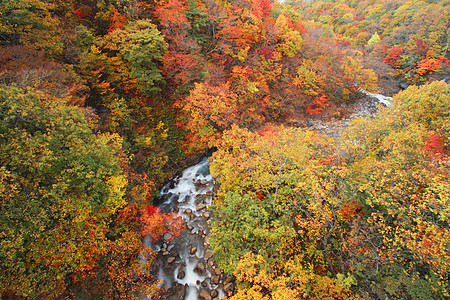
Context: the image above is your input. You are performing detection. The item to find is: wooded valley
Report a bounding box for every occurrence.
[0,0,449,298]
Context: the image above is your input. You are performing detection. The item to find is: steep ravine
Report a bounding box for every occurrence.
[147,92,393,300]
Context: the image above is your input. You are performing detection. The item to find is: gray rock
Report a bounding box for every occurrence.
[167,244,175,252]
[399,81,409,90]
[164,233,172,241]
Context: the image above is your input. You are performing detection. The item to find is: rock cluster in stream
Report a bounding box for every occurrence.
[157,174,236,300]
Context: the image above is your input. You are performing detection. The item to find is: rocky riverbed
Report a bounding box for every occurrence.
[304,93,392,139]
[151,158,235,300]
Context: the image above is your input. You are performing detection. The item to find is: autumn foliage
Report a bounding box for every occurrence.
[141,205,182,241]
[0,0,449,299]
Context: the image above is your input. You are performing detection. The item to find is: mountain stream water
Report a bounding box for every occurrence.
[148,158,231,300]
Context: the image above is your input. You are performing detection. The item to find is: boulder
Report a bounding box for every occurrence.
[167,244,175,252]
[162,251,170,256]
[163,233,172,241]
[211,289,219,298]
[199,289,211,300]
[168,180,177,189]
[166,283,185,300]
[171,195,179,203]
[190,246,197,255]
[196,194,207,201]
[208,258,215,267]
[211,275,219,285]
[177,264,186,280]
[204,249,214,261]
[167,257,176,264]
[195,181,207,191]
[194,262,206,275]
[224,275,235,286]
[187,225,194,231]
[202,278,210,287]
[196,203,207,211]
[177,270,185,280]
[185,208,192,215]
[224,282,234,294]
[159,194,170,204]
[201,279,208,287]
[202,212,210,219]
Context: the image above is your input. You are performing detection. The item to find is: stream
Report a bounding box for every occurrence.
[148,158,233,300]
[359,88,393,107]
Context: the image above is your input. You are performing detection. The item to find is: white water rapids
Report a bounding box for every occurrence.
[147,158,226,300]
[359,88,393,107]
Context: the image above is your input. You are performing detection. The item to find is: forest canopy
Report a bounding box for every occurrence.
[0,0,449,298]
